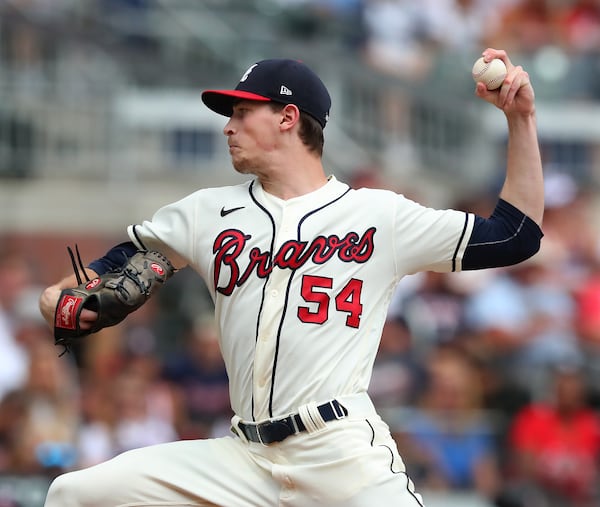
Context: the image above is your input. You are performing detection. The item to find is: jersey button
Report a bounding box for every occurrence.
[270,289,278,298]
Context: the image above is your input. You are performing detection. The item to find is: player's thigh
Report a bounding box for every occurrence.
[45,437,279,507]
[281,416,424,507]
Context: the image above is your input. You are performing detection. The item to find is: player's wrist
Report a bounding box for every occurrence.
[505,109,537,126]
[39,285,61,327]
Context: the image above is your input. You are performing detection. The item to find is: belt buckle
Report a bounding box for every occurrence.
[259,420,292,445]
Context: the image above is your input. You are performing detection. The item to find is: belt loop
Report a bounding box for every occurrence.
[231,415,249,445]
[298,402,327,433]
[256,424,266,446]
[289,414,300,435]
[330,400,348,419]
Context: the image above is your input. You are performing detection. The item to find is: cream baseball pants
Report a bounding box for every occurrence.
[44,393,424,506]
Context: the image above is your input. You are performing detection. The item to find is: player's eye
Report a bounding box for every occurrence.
[231,108,248,119]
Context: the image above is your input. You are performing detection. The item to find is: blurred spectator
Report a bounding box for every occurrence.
[541,171,597,286]
[77,361,179,468]
[505,363,600,507]
[556,0,600,53]
[539,171,600,390]
[575,263,600,347]
[0,389,28,473]
[162,314,231,439]
[573,260,600,391]
[75,374,117,468]
[395,271,469,359]
[360,0,434,80]
[0,337,79,477]
[76,310,184,468]
[111,366,178,451]
[487,0,562,55]
[0,0,78,96]
[463,243,582,399]
[0,249,34,402]
[396,345,501,500]
[275,0,366,48]
[369,315,422,408]
[421,0,502,53]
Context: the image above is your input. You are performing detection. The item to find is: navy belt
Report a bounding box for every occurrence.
[237,400,348,445]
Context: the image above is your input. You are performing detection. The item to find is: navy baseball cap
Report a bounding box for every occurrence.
[202,59,331,128]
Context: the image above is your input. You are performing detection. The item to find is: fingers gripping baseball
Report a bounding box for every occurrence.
[53,246,175,355]
[474,48,534,115]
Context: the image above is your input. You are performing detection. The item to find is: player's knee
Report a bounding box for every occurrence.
[45,471,81,507]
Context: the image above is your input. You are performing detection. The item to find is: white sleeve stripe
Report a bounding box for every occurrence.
[127,224,148,251]
[452,212,474,272]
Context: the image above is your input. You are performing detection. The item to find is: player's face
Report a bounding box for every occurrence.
[224,101,282,176]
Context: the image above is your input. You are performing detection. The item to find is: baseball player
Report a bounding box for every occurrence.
[39,48,543,506]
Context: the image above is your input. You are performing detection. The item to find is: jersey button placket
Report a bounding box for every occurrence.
[252,269,288,419]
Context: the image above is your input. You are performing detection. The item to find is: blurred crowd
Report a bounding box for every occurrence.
[278,0,600,101]
[2,1,600,507]
[2,0,600,96]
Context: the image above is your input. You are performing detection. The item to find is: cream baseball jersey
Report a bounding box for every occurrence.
[128,176,474,422]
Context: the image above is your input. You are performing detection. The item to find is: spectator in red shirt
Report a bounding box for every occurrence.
[557,0,600,53]
[506,363,600,506]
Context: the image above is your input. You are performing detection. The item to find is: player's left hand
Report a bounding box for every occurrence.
[475,48,534,117]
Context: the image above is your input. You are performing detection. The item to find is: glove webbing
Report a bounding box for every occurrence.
[56,245,88,356]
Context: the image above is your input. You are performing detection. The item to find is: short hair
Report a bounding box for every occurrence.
[269,103,324,156]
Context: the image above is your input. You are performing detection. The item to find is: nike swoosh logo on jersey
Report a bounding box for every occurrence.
[220,206,245,217]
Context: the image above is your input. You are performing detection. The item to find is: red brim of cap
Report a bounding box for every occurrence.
[201,90,271,117]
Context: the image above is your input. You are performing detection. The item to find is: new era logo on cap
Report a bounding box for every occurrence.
[201,59,331,128]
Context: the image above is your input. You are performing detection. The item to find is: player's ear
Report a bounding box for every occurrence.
[279,104,300,130]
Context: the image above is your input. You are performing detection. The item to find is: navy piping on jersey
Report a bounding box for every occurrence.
[248,180,278,421]
[267,187,352,417]
[248,182,352,418]
[271,275,294,417]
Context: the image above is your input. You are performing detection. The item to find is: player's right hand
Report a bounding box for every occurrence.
[475,48,534,116]
[78,308,99,330]
[39,285,99,330]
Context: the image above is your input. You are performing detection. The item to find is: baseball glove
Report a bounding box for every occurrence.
[54,245,175,355]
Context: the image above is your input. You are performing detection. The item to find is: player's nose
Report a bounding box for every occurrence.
[223,118,235,136]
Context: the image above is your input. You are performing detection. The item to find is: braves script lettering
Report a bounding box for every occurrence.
[213,227,376,296]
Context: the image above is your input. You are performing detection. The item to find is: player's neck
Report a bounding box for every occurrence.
[259,156,328,200]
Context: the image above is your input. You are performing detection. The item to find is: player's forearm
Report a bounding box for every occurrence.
[499,111,544,226]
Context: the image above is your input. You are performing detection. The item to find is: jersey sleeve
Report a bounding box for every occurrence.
[393,195,475,275]
[127,191,202,270]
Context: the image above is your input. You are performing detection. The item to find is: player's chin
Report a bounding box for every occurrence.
[231,158,253,175]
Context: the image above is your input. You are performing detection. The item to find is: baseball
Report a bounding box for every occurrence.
[472,57,507,90]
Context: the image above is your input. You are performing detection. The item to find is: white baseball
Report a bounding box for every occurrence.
[472,57,507,90]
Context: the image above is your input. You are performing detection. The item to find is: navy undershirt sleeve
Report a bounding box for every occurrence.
[88,241,139,275]
[462,198,543,270]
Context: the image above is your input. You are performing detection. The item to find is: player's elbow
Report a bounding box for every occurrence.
[499,232,542,267]
[462,201,544,270]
